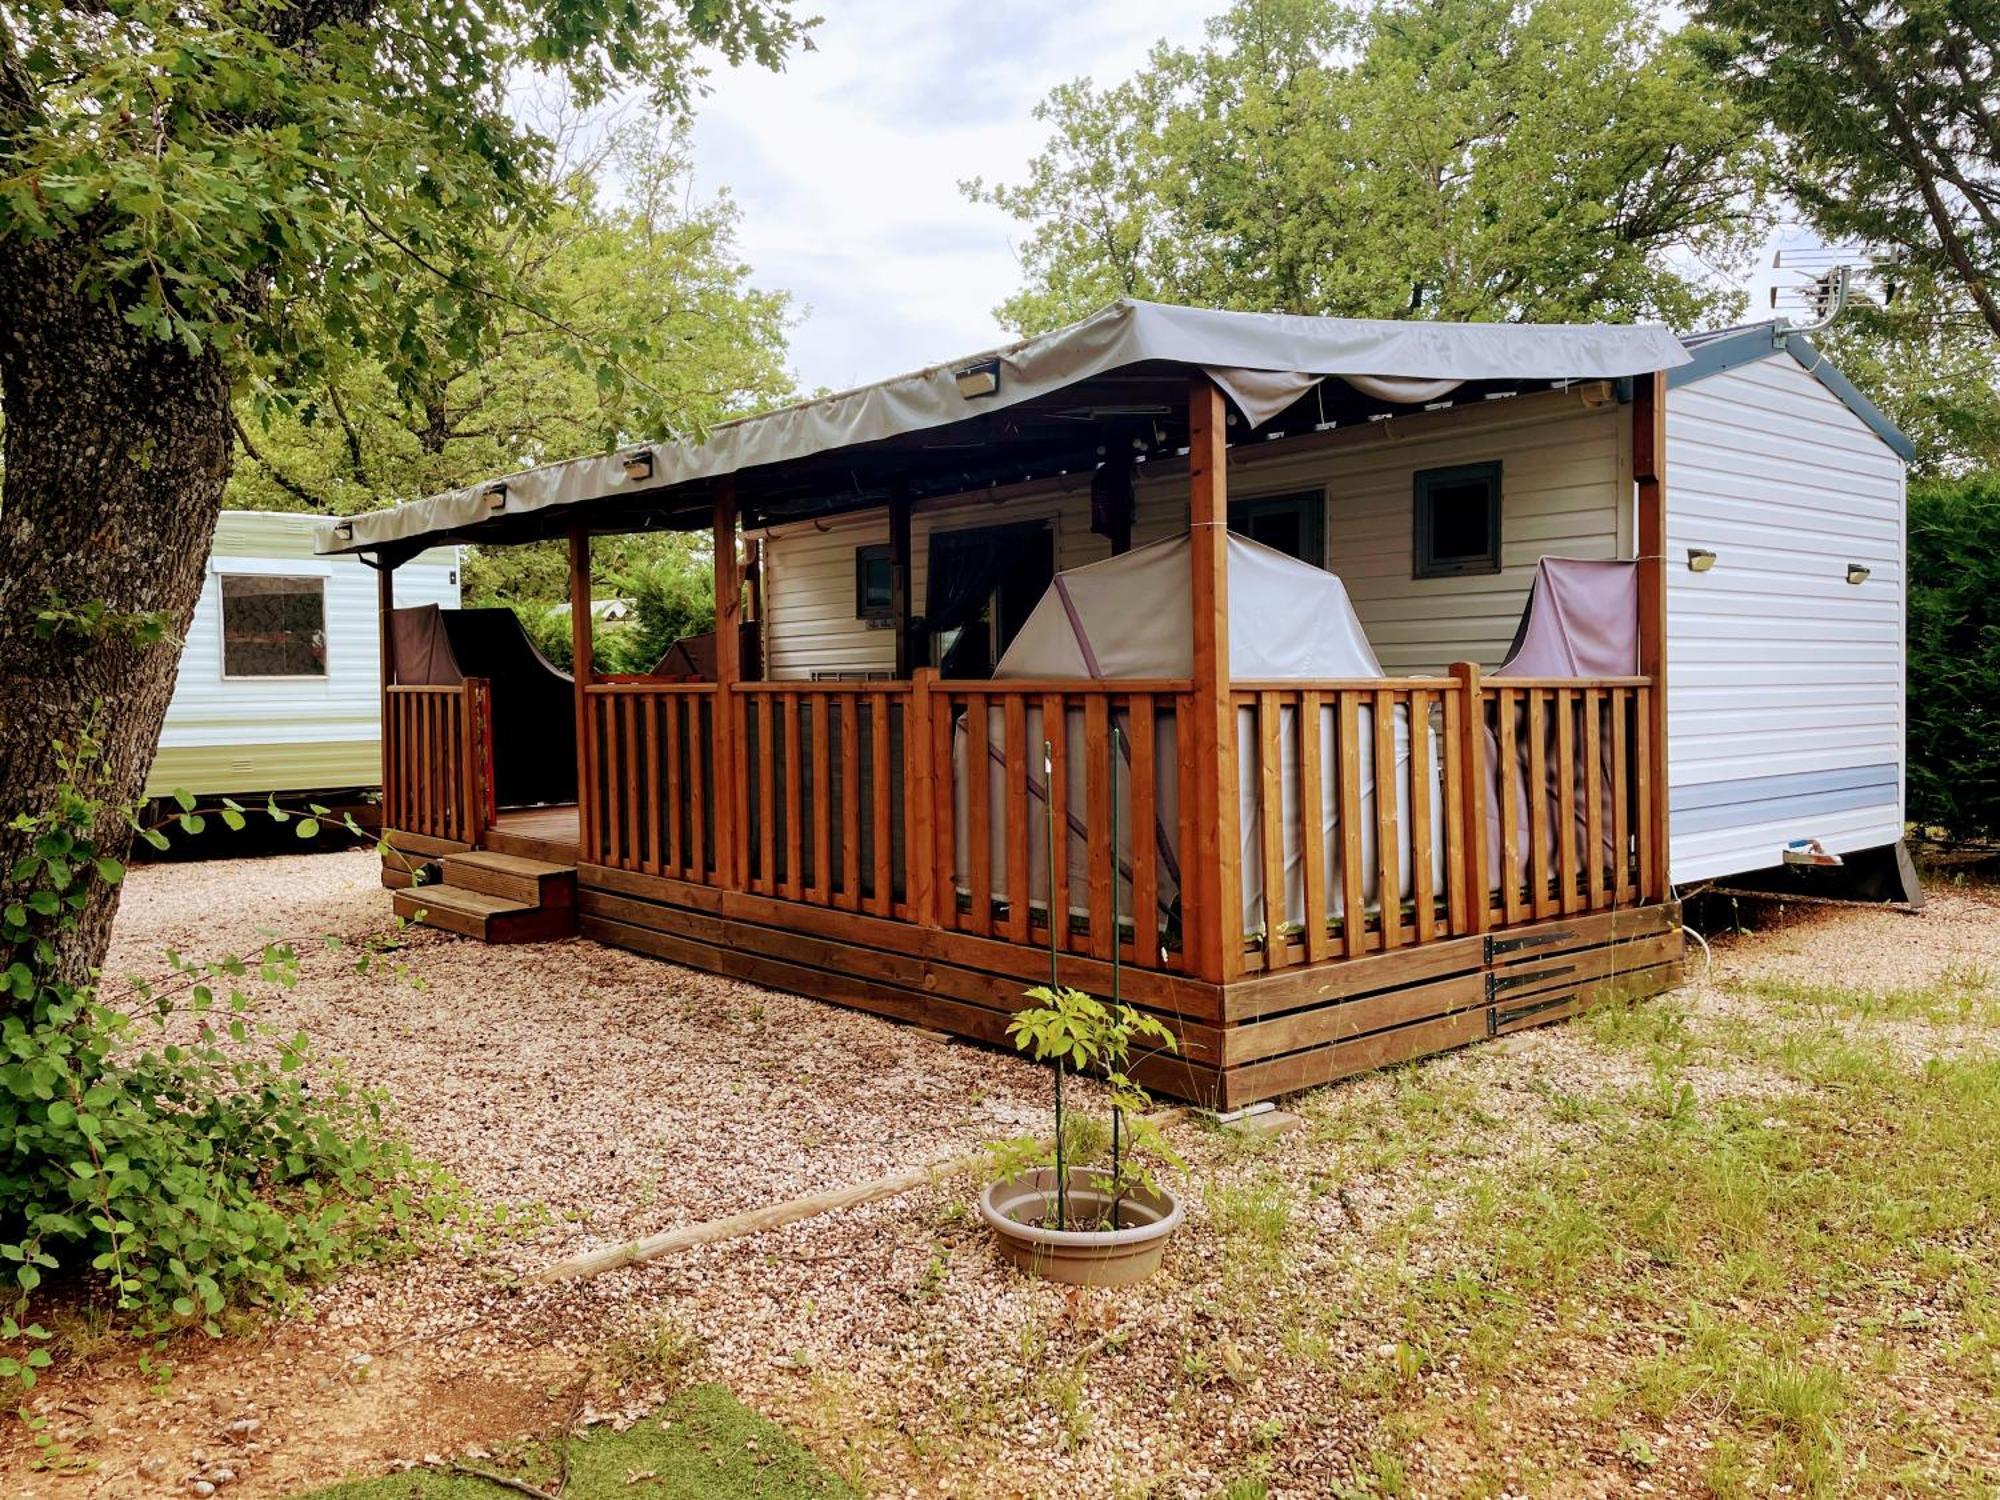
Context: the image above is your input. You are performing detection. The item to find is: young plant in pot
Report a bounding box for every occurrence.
[978,726,1185,1287]
[980,985,1186,1286]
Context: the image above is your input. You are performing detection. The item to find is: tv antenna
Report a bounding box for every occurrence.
[1768,244,1895,334]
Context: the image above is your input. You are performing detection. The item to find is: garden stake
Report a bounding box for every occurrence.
[1045,737,1067,1231]
[1110,723,1123,1231]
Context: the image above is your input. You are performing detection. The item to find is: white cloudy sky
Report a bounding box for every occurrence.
[672,2,1822,396]
[684,1,1218,394]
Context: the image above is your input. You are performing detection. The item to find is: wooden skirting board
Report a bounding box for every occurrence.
[572,864,1684,1110]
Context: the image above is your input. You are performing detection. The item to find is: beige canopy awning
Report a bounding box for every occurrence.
[317,298,1690,559]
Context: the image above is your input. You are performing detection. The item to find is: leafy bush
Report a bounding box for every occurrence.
[1907,476,2000,842]
[604,545,716,675]
[1,727,447,1378]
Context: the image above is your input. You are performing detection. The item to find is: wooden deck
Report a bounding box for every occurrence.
[485,804,580,863]
[372,367,1685,1111]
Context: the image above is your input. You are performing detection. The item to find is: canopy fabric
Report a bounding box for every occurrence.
[1487,558,1640,887]
[1496,557,1640,677]
[995,532,1383,680]
[317,299,1690,559]
[387,605,579,809]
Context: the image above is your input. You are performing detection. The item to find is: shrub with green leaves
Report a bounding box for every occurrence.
[1,723,448,1382]
[1907,476,2000,842]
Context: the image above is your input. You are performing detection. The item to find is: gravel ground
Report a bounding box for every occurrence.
[4,854,1996,1497]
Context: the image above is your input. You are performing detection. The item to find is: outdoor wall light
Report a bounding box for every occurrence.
[1687,548,1717,573]
[623,448,655,482]
[954,359,1001,399]
[483,482,509,509]
[1847,563,1871,585]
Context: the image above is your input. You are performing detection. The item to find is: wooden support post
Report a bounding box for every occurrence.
[376,556,397,830]
[1187,374,1242,983]
[889,485,915,678]
[908,667,939,926]
[568,525,595,864]
[1632,370,1671,901]
[1450,662,1491,934]
[713,479,744,887]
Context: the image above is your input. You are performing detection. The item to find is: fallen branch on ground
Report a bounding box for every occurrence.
[523,1108,1186,1285]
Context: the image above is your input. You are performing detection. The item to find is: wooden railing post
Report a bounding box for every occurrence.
[376,557,397,832]
[1633,370,1671,901]
[568,525,595,864]
[1187,374,1242,983]
[460,678,493,848]
[712,479,743,888]
[907,667,939,927]
[1449,662,1491,935]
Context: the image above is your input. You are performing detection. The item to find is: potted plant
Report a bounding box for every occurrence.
[978,725,1185,1286]
[980,983,1186,1286]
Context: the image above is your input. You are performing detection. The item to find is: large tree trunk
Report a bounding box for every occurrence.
[0,232,233,988]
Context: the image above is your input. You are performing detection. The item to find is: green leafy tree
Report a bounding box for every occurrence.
[0,0,807,983]
[1690,0,2000,340]
[1816,294,2000,477]
[969,0,1770,333]
[224,119,794,516]
[1907,474,2000,843]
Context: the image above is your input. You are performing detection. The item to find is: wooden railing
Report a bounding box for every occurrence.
[733,683,919,919]
[384,680,492,845]
[1232,679,1467,973]
[1483,678,1652,927]
[562,664,1658,984]
[581,682,719,882]
[933,680,1194,973]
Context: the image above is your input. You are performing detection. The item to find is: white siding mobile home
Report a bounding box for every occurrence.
[753,325,1913,889]
[145,511,460,801]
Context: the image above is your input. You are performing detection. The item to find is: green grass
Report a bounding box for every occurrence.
[1362,974,2000,1496]
[296,1383,854,1500]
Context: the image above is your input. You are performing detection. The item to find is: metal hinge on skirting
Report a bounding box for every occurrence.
[1484,928,1581,1036]
[1488,927,1577,957]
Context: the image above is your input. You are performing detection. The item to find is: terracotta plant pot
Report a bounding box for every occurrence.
[979,1166,1183,1287]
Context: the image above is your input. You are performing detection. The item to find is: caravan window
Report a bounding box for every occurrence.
[219,574,328,678]
[1414,462,1502,578]
[854,544,894,620]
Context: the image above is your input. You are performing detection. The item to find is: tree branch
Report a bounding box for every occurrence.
[230,412,334,511]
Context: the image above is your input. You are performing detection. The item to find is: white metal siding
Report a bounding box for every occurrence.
[1665,355,1906,883]
[758,391,1625,679]
[149,513,460,791]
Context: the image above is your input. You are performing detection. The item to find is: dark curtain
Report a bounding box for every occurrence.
[925,521,1049,635]
[437,608,578,808]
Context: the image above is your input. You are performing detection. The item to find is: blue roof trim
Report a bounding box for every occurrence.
[1670,322,1916,463]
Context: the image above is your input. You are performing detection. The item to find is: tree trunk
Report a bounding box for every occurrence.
[0,232,233,988]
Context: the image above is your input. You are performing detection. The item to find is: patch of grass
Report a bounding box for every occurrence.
[1208,1171,1295,1285]
[296,1383,854,1499]
[1374,1010,2000,1497]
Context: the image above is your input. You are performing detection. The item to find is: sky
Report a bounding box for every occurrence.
[685,1,1217,395]
[679,2,1832,397]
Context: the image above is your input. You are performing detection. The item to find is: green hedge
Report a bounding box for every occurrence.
[1908,475,2000,843]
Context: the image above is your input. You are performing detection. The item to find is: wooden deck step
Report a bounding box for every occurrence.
[481,826,582,865]
[442,851,576,907]
[391,884,576,944]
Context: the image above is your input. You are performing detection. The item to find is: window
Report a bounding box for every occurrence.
[1414,461,1502,578]
[926,522,1054,679]
[855,544,894,620]
[219,574,327,677]
[1229,490,1325,567]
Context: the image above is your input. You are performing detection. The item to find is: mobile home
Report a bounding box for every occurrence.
[315,301,1911,1107]
[146,511,460,803]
